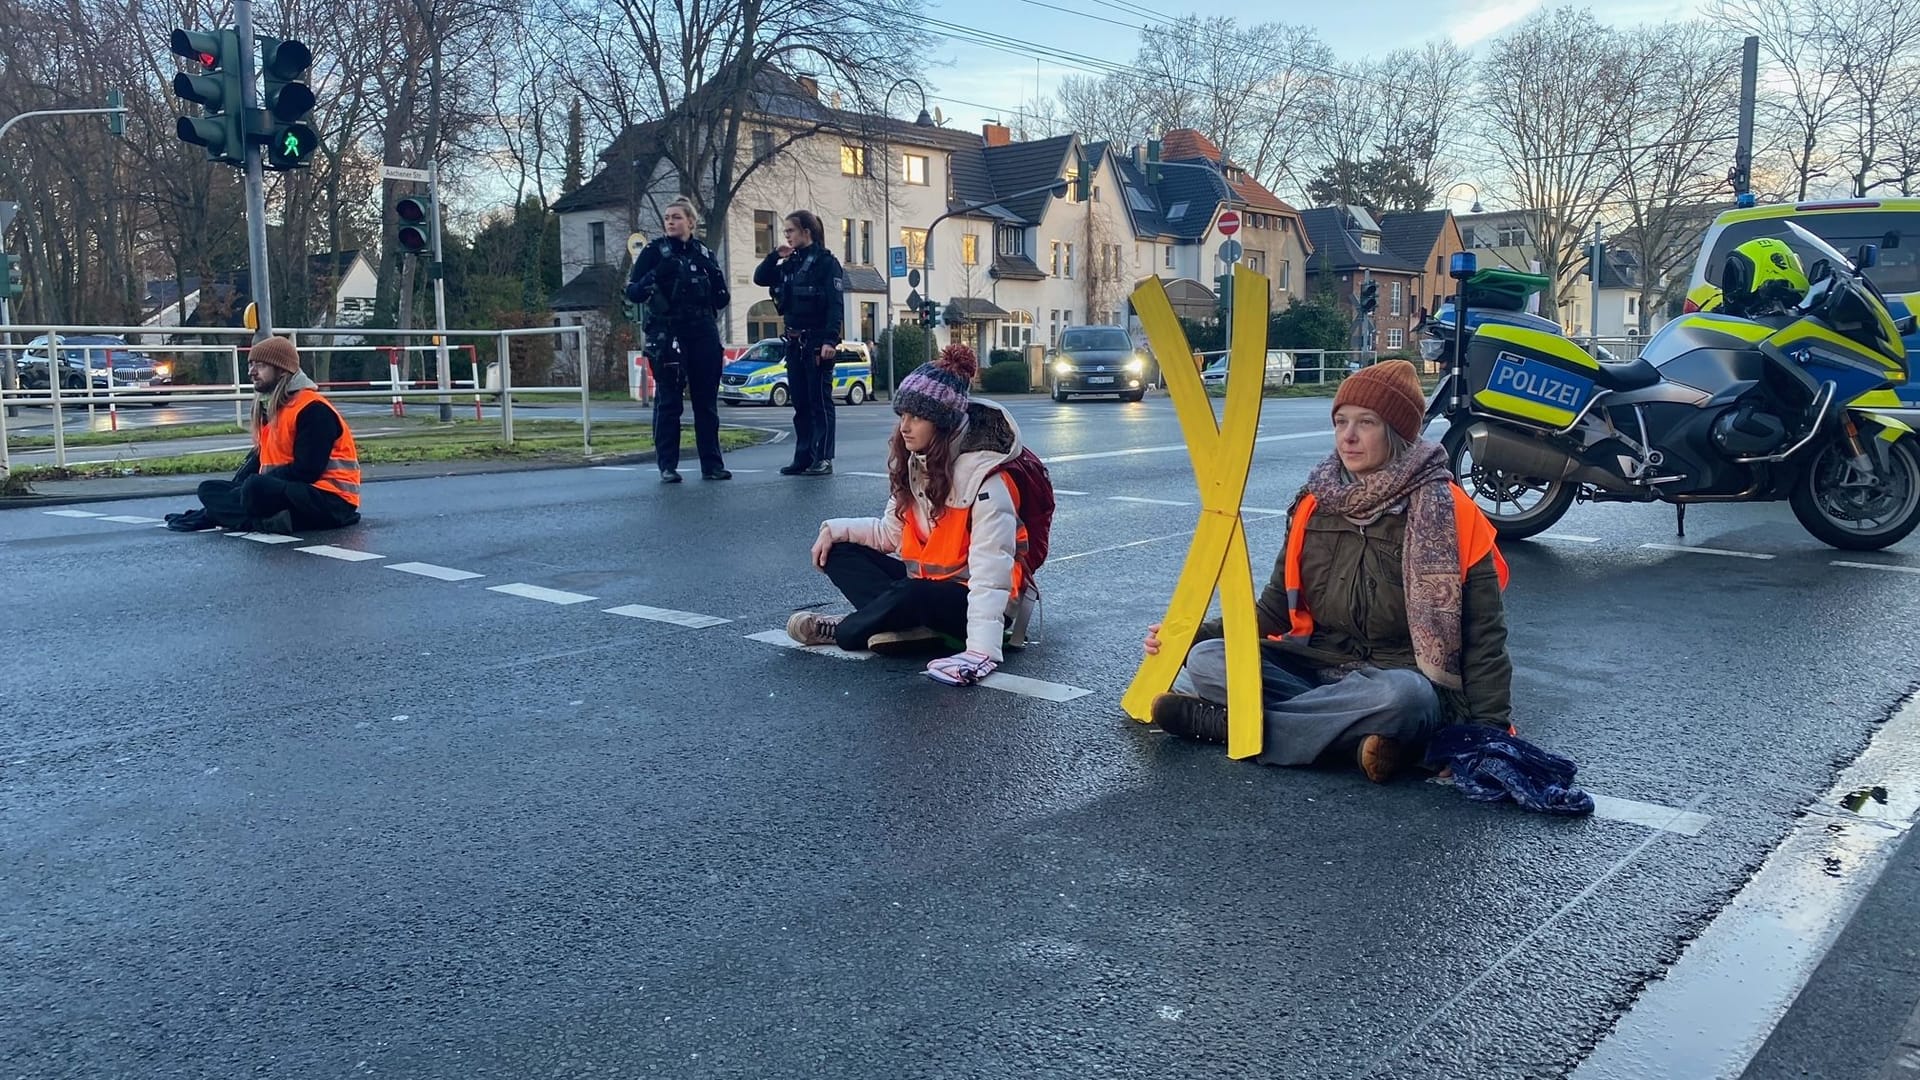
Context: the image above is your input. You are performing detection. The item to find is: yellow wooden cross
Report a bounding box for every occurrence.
[1121,266,1271,759]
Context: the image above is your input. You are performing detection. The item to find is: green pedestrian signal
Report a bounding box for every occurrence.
[169,27,246,165]
[258,37,316,172]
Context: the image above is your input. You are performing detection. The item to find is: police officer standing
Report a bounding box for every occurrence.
[753,209,846,476]
[625,197,732,483]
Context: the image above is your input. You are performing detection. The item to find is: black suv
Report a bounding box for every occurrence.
[1046,325,1150,402]
[16,335,170,393]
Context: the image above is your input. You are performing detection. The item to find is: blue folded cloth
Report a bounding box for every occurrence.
[1422,725,1594,816]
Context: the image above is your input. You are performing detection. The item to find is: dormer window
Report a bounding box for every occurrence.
[1360,234,1380,254]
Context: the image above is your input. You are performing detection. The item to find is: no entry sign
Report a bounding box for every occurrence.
[1217,210,1241,236]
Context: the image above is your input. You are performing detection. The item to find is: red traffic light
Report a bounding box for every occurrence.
[394,195,433,254]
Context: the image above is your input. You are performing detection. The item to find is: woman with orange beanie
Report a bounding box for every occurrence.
[789,344,1038,686]
[1142,359,1513,782]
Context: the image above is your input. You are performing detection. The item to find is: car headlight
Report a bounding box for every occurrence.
[1125,357,1145,374]
[154,363,172,378]
[1419,337,1447,362]
[1052,360,1073,376]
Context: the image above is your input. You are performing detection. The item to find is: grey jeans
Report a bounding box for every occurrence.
[1174,638,1440,767]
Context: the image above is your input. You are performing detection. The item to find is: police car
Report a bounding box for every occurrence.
[718,339,873,407]
[1686,198,1920,417]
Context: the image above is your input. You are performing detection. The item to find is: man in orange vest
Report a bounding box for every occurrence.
[164,337,362,534]
[1141,360,1514,783]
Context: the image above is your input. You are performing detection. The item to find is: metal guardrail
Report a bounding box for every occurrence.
[0,323,590,474]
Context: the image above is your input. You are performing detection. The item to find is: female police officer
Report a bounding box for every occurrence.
[625,197,732,483]
[753,209,846,476]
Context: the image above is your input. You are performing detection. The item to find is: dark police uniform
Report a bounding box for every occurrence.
[752,242,846,474]
[626,235,731,479]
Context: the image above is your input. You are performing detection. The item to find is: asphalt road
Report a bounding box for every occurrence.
[5,393,1920,1079]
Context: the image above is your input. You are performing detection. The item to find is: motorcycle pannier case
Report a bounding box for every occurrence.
[1463,322,1605,432]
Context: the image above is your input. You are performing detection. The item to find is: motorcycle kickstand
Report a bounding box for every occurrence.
[1675,502,1686,538]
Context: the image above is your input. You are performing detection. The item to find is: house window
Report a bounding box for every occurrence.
[1360,234,1380,254]
[1497,224,1530,247]
[901,227,928,268]
[1049,309,1061,344]
[1164,245,1174,269]
[903,154,929,185]
[840,145,867,176]
[843,218,856,263]
[1001,310,1034,349]
[1244,250,1266,275]
[860,301,877,342]
[1279,259,1292,291]
[861,221,873,265]
[752,129,774,160]
[998,225,1023,256]
[1387,327,1405,349]
[1627,295,1640,317]
[962,234,979,266]
[754,210,777,257]
[1390,281,1404,316]
[1050,242,1062,277]
[746,299,783,342]
[1436,256,1445,275]
[1064,243,1075,279]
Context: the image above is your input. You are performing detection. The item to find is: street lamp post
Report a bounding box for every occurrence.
[1445,182,1485,216]
[880,77,932,402]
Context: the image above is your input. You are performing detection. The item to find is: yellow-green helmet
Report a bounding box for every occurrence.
[1721,237,1809,316]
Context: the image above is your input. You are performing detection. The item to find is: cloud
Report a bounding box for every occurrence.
[1451,0,1542,46]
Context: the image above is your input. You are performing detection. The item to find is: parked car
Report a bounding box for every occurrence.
[1200,349,1297,390]
[15,334,171,395]
[718,338,873,407]
[1046,325,1151,402]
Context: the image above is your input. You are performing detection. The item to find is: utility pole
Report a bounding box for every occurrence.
[235,0,272,343]
[430,160,452,422]
[1734,35,1759,209]
[1589,220,1604,353]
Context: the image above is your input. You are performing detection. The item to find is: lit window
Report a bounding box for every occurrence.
[962,235,978,266]
[841,145,867,176]
[903,154,929,185]
[901,227,928,268]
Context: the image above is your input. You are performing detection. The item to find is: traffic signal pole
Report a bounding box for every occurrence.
[235,0,272,345]
[429,160,452,422]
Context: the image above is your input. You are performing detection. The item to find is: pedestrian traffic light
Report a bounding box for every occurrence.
[394,195,433,256]
[1,253,21,301]
[258,37,318,171]
[1360,280,1379,314]
[170,27,246,165]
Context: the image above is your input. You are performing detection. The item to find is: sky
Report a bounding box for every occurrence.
[916,0,1711,144]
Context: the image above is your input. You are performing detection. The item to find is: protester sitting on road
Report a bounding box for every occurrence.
[1143,359,1512,782]
[164,337,361,535]
[625,196,731,483]
[788,344,1037,686]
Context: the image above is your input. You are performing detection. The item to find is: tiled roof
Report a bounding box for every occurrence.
[978,134,1076,223]
[1109,151,1230,241]
[551,264,624,312]
[1299,207,1423,274]
[844,266,888,294]
[990,254,1047,281]
[1162,128,1223,163]
[952,296,1010,317]
[1377,210,1452,266]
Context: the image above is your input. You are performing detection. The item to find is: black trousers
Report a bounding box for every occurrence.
[651,327,725,474]
[823,542,966,652]
[784,333,838,466]
[197,473,360,531]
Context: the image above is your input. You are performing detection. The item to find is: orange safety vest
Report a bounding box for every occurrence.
[900,472,1029,595]
[259,389,362,507]
[1279,483,1508,641]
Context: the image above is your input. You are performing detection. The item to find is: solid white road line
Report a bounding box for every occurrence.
[1047,429,1327,464]
[1640,542,1775,560]
[1833,560,1920,575]
[846,470,889,478]
[387,561,484,582]
[298,545,385,562]
[1586,794,1713,837]
[1240,507,1291,516]
[745,627,873,660]
[1109,495,1190,506]
[729,468,766,473]
[604,604,731,629]
[231,532,303,544]
[978,672,1093,702]
[590,466,637,472]
[488,582,597,605]
[1539,533,1602,544]
[1054,489,1091,496]
[43,509,102,518]
[98,515,162,524]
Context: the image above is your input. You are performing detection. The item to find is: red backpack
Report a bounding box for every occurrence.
[992,447,1056,571]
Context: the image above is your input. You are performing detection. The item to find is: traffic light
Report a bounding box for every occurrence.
[1360,280,1379,314]
[259,37,318,170]
[1,253,21,301]
[170,27,246,165]
[394,195,433,256]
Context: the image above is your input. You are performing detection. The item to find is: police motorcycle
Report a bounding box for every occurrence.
[1421,224,1920,551]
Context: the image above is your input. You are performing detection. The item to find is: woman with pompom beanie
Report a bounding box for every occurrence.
[790,343,1038,686]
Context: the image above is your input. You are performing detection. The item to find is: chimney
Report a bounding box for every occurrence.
[983,123,1011,147]
[795,75,819,100]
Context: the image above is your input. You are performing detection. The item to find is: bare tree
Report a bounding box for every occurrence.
[1239,24,1335,201]
[1054,74,1148,149]
[1479,8,1633,312]
[1821,0,1920,196]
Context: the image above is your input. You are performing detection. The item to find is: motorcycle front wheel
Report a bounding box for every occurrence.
[1441,423,1577,540]
[1789,432,1920,551]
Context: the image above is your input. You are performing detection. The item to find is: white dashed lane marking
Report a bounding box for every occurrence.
[847,470,889,478]
[1584,794,1713,837]
[298,545,385,562]
[43,510,102,518]
[1641,543,1775,560]
[978,671,1093,702]
[387,561,484,582]
[1539,533,1602,544]
[232,532,303,544]
[1054,489,1091,496]
[745,627,873,660]
[1109,496,1190,506]
[1833,560,1920,575]
[590,466,637,472]
[604,604,730,628]
[488,583,597,605]
[98,515,162,524]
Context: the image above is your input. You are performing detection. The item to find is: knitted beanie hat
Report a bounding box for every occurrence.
[249,336,302,376]
[894,344,978,430]
[1332,358,1425,442]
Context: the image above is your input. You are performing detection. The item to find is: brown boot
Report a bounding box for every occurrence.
[1356,735,1403,784]
[1150,693,1228,744]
